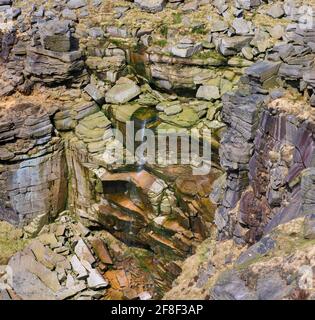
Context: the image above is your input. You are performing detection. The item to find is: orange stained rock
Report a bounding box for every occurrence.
[147,232,177,250]
[163,219,187,233]
[148,164,194,182]
[105,288,124,300]
[116,270,130,288]
[91,238,113,265]
[107,194,150,223]
[105,270,129,290]
[99,204,135,223]
[176,173,221,197]
[100,170,157,193]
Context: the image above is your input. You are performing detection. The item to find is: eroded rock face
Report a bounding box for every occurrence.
[0,103,67,227]
[216,70,315,245]
[1,0,315,301]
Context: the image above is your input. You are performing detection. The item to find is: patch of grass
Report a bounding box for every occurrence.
[154,39,168,47]
[195,50,226,62]
[110,38,127,48]
[235,254,266,271]
[191,24,207,35]
[160,25,168,37]
[172,12,182,24]
[0,221,28,264]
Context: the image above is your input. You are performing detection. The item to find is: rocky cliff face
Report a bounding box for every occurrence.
[0,101,67,230]
[0,0,315,300]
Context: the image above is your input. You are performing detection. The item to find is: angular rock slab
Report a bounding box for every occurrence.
[105,78,141,104]
[8,249,61,300]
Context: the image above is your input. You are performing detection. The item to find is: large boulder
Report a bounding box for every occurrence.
[25,46,84,84]
[218,36,253,56]
[38,20,72,53]
[196,85,220,101]
[105,78,141,104]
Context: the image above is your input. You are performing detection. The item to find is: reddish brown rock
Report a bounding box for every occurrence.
[91,238,113,265]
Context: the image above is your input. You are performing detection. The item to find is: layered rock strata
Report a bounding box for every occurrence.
[0,102,67,230]
[1,0,315,301]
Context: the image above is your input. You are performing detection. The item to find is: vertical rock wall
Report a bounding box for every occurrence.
[0,103,67,228]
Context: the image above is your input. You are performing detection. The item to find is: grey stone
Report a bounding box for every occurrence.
[74,239,96,265]
[134,0,166,13]
[210,173,227,204]
[270,88,285,100]
[182,0,199,13]
[0,0,11,5]
[39,20,72,52]
[301,168,315,216]
[78,7,89,18]
[164,105,183,116]
[5,7,21,19]
[211,271,257,300]
[232,18,252,35]
[235,0,261,10]
[84,84,104,104]
[70,255,88,280]
[270,25,285,39]
[242,47,253,60]
[67,0,87,10]
[8,270,56,300]
[245,61,281,82]
[42,35,71,53]
[304,214,315,239]
[62,8,77,21]
[0,290,11,300]
[196,264,216,288]
[197,85,220,101]
[0,84,14,97]
[211,20,229,32]
[279,63,302,79]
[250,30,272,53]
[219,36,253,56]
[87,269,108,289]
[171,42,202,58]
[33,6,45,17]
[105,78,141,104]
[267,3,285,19]
[0,102,67,226]
[88,27,104,39]
[25,46,84,84]
[236,236,276,265]
[213,0,228,14]
[256,271,292,300]
[92,0,102,6]
[139,291,152,300]
[56,283,87,300]
[8,250,61,299]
